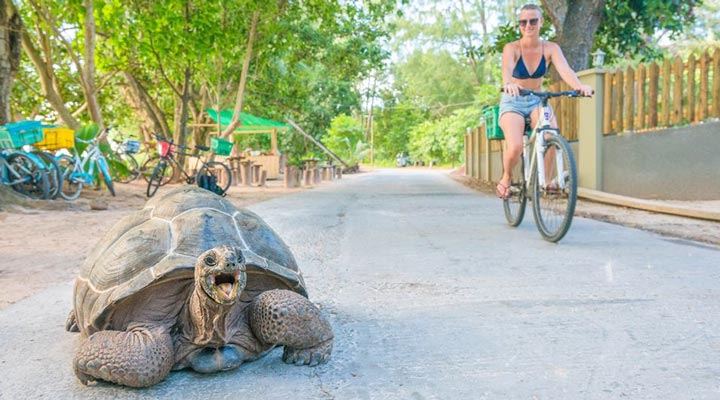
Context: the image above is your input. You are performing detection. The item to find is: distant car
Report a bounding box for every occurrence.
[396,152,411,167]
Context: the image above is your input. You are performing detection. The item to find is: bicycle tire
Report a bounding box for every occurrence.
[503,155,527,227]
[32,151,63,200]
[531,135,577,242]
[197,161,232,195]
[6,152,50,200]
[112,152,140,184]
[146,159,168,197]
[142,156,175,185]
[56,154,84,201]
[96,157,116,197]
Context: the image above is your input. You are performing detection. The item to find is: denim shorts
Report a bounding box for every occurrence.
[498,93,541,118]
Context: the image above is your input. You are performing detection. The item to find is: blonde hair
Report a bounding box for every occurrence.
[520,4,543,16]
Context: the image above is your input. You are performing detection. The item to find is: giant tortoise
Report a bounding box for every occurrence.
[66,186,333,387]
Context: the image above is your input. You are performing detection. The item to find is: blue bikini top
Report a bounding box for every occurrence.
[512,42,547,80]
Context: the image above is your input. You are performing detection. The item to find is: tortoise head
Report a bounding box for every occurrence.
[195,245,247,305]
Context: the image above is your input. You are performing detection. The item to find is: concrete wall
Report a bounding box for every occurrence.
[602,121,720,200]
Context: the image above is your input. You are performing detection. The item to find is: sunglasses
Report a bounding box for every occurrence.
[518,18,539,27]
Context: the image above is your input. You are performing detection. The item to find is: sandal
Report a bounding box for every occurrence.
[495,181,510,199]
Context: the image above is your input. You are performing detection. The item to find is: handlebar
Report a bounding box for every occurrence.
[150,132,210,154]
[500,87,592,98]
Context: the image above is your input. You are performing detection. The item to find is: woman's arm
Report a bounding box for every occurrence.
[548,42,593,96]
[501,42,521,96]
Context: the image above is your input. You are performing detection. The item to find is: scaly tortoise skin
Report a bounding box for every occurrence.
[66,186,333,387]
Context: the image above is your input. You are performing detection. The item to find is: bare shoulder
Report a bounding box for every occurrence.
[502,41,519,57]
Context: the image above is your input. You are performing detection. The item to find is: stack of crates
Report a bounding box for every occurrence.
[210,137,234,156]
[0,121,44,149]
[35,127,75,151]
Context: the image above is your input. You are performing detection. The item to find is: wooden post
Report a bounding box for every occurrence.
[577,68,604,190]
[660,59,671,126]
[687,54,696,123]
[240,160,253,186]
[699,50,709,121]
[713,48,720,118]
[284,165,296,188]
[648,62,659,129]
[672,56,684,125]
[636,64,646,130]
[615,69,624,133]
[624,66,635,132]
[603,71,612,134]
[270,128,278,154]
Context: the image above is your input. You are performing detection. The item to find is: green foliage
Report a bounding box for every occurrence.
[594,0,702,63]
[324,114,367,165]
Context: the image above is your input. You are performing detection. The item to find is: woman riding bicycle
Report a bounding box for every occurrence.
[497,3,593,199]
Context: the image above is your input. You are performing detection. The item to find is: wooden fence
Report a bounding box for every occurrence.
[602,47,720,135]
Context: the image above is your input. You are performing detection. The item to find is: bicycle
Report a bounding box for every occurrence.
[145,134,232,198]
[56,128,116,200]
[502,89,585,242]
[108,136,141,184]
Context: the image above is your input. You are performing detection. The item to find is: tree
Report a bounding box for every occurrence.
[542,0,606,70]
[0,0,22,124]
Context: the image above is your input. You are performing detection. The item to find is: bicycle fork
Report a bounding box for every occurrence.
[526,131,567,190]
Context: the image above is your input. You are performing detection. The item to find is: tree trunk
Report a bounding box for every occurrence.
[82,0,102,127]
[543,0,605,71]
[121,71,170,140]
[0,0,21,124]
[221,11,260,139]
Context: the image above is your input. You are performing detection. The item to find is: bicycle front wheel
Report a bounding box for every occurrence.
[197,161,232,195]
[56,154,83,200]
[142,156,175,185]
[146,159,169,197]
[503,155,527,227]
[531,135,577,242]
[96,157,116,197]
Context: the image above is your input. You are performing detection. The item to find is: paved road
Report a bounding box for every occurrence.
[1,169,719,399]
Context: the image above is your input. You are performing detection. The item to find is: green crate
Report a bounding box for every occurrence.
[482,105,504,140]
[0,121,44,149]
[210,137,234,156]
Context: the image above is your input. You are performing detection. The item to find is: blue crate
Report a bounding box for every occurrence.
[0,121,44,149]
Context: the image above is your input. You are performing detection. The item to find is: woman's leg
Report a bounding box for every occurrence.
[498,112,526,198]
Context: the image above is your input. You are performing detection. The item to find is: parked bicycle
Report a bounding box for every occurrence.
[145,134,232,197]
[107,130,142,184]
[502,89,585,242]
[56,127,115,200]
[0,121,51,200]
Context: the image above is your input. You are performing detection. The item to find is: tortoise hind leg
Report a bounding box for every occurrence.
[74,325,174,388]
[249,289,334,366]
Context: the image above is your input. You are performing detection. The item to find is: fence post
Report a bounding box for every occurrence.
[577,68,604,190]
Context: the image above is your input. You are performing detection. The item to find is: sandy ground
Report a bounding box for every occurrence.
[1,169,718,311]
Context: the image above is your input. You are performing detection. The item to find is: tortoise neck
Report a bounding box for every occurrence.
[187,287,238,345]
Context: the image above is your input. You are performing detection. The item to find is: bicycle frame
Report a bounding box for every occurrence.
[69,138,112,185]
[522,98,567,191]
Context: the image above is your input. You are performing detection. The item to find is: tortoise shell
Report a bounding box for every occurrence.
[72,186,306,335]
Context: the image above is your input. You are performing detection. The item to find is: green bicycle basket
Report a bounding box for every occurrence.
[482,105,504,140]
[210,137,234,156]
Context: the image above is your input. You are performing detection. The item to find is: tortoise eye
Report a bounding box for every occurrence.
[204,254,217,266]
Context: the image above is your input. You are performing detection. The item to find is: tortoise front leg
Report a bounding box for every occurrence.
[74,325,174,388]
[250,289,333,366]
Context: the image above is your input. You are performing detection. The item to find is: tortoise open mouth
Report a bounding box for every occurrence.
[206,270,242,304]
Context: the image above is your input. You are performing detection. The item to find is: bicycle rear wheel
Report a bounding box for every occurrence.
[6,152,49,200]
[146,159,169,197]
[56,154,83,200]
[197,161,232,195]
[531,135,577,242]
[503,156,527,227]
[111,152,140,184]
[32,151,63,200]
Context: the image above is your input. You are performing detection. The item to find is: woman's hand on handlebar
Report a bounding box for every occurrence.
[574,84,594,97]
[502,83,522,97]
